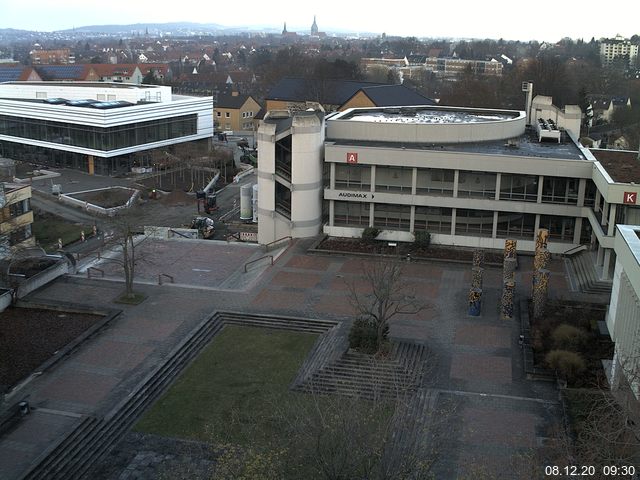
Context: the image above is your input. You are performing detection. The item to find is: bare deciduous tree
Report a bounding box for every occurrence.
[347,260,426,352]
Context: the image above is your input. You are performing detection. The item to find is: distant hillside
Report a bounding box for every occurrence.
[60,22,227,34]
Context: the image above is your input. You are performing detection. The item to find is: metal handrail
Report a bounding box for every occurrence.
[87,267,104,279]
[168,229,191,239]
[158,273,174,285]
[563,244,586,256]
[244,255,273,273]
[264,236,292,252]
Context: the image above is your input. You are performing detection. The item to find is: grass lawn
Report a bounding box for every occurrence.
[32,216,94,251]
[134,325,318,445]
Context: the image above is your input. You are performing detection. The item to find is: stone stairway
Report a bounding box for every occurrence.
[566,251,612,295]
[293,342,429,400]
[18,312,338,480]
[384,389,439,472]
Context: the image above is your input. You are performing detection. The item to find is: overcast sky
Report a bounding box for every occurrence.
[1,0,638,42]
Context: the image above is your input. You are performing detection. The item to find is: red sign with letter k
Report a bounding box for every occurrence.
[624,192,637,204]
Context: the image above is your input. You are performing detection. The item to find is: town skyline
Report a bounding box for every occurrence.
[1,0,639,42]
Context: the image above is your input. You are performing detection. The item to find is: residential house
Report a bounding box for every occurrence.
[263,77,434,114]
[0,66,42,82]
[215,92,260,132]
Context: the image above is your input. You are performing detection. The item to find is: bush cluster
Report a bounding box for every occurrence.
[348,317,378,354]
[545,349,586,383]
[361,227,379,244]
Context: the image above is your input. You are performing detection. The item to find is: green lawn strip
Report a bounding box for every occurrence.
[134,325,318,445]
[32,218,93,251]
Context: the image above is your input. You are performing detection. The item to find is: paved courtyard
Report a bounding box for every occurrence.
[0,237,572,479]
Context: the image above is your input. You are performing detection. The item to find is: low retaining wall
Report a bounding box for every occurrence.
[0,289,12,313]
[60,186,140,217]
[15,258,70,299]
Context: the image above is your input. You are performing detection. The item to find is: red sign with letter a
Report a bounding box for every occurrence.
[346,152,358,164]
[623,192,637,204]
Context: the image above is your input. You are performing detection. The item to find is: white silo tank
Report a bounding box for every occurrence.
[240,184,252,221]
[252,184,258,223]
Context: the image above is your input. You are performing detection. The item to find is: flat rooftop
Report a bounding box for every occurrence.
[1,81,160,89]
[329,128,588,161]
[590,149,640,183]
[342,107,517,124]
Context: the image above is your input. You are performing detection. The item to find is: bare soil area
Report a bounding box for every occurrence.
[71,188,136,208]
[0,307,102,391]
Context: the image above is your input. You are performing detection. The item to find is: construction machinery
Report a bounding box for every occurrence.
[190,216,215,239]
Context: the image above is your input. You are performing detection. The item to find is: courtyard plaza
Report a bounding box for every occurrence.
[0,236,570,479]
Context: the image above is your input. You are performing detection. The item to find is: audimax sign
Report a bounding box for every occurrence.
[337,191,373,199]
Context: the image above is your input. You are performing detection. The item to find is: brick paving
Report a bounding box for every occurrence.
[0,239,572,479]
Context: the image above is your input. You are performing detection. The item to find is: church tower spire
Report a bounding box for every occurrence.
[311,15,318,36]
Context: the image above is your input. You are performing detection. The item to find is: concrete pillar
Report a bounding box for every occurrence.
[410,205,415,232]
[577,178,586,207]
[451,208,457,236]
[370,165,376,193]
[608,204,617,236]
[537,175,544,203]
[369,202,374,227]
[453,170,459,198]
[492,211,498,238]
[495,173,501,200]
[330,162,336,190]
[602,200,609,227]
[573,217,583,244]
[603,249,612,280]
[329,200,335,226]
[411,167,417,195]
[597,244,604,266]
[595,189,601,212]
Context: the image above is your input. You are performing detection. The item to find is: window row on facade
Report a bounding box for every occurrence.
[332,164,596,206]
[332,200,583,242]
[0,114,197,152]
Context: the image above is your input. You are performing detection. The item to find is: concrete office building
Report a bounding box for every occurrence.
[257,101,640,280]
[607,224,640,397]
[0,82,213,175]
[0,182,34,258]
[600,35,639,68]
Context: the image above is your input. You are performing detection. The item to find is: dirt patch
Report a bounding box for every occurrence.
[136,166,238,193]
[317,237,503,263]
[0,307,103,391]
[71,188,135,208]
[159,190,194,207]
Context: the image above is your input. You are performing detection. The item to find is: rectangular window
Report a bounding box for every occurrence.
[414,206,452,233]
[225,112,230,118]
[500,174,538,202]
[416,168,454,196]
[375,166,412,193]
[216,111,221,117]
[496,212,535,239]
[541,177,578,204]
[457,170,497,199]
[335,164,371,191]
[334,201,370,227]
[373,203,411,231]
[539,215,575,242]
[455,209,494,237]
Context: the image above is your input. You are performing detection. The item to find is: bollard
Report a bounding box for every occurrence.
[58,238,63,249]
[81,230,85,242]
